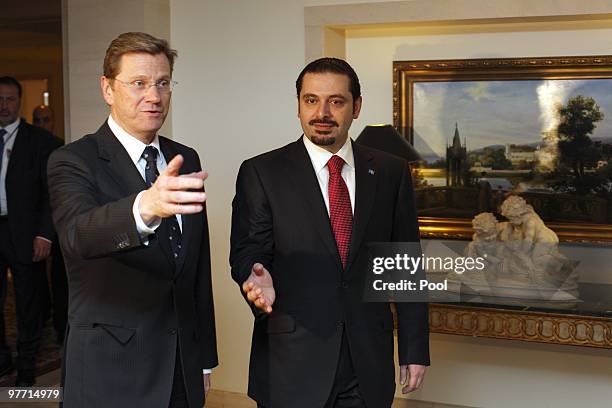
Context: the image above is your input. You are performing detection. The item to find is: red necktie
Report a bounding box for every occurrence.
[327,155,353,269]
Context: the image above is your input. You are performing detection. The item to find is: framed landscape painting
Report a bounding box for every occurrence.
[393,56,612,244]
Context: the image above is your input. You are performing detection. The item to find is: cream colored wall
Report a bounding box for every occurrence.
[56,1,610,407]
[414,334,612,408]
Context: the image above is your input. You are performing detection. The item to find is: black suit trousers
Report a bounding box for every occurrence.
[258,330,366,408]
[168,343,190,408]
[50,241,68,338]
[324,331,367,408]
[0,219,43,375]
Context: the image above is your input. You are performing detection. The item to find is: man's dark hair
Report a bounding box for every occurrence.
[0,76,22,97]
[296,57,361,102]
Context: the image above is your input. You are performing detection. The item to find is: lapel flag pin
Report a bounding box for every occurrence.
[368,169,375,175]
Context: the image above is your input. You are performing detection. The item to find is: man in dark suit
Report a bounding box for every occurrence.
[47,32,217,408]
[0,76,59,386]
[33,104,68,345]
[230,58,430,408]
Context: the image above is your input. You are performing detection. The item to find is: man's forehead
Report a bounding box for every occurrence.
[0,84,19,95]
[116,52,171,76]
[300,72,351,94]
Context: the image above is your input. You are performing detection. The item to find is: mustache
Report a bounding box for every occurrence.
[309,119,338,127]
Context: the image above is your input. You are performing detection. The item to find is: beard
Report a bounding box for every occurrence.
[310,133,336,146]
[308,118,338,146]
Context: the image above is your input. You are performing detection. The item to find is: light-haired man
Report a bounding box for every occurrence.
[48,32,217,407]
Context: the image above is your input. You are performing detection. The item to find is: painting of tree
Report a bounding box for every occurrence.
[557,95,604,179]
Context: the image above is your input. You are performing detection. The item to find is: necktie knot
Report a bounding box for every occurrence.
[327,155,345,175]
[0,129,7,139]
[142,145,158,164]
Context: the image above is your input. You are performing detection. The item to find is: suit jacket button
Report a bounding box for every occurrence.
[168,328,177,335]
[341,281,349,289]
[337,321,344,328]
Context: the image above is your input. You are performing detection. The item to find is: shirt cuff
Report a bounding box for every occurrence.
[133,191,161,239]
[35,236,52,244]
[202,369,212,374]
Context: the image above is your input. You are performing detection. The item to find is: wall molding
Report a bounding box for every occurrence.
[304,0,612,62]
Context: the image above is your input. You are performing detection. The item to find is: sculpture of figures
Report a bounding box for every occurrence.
[499,195,558,247]
[447,195,579,301]
[465,213,505,281]
[498,196,574,287]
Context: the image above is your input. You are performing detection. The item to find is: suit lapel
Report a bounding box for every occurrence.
[345,142,377,273]
[7,122,30,179]
[96,123,175,272]
[96,123,147,194]
[284,139,343,270]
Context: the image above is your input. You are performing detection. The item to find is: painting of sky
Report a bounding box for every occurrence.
[413,78,612,162]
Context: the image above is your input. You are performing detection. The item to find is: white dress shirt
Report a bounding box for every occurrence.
[0,118,21,216]
[302,135,355,215]
[107,116,211,375]
[107,116,182,236]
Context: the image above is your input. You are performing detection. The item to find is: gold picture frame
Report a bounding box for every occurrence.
[393,56,612,245]
[393,56,612,348]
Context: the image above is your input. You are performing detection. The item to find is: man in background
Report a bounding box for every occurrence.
[32,104,67,346]
[32,105,54,133]
[231,58,429,408]
[48,32,217,407]
[0,76,59,386]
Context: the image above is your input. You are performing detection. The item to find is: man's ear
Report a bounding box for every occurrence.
[100,76,114,106]
[353,96,362,119]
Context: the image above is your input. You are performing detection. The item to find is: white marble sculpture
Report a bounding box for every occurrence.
[448,196,579,300]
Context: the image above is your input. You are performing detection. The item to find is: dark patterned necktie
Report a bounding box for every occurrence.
[327,155,353,269]
[142,146,182,262]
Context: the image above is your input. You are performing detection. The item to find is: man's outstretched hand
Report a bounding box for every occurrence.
[242,263,275,314]
[139,154,208,224]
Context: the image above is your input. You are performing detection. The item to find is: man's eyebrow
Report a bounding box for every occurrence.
[301,93,347,100]
[125,74,171,80]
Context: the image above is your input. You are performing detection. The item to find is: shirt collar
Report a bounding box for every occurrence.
[302,134,354,174]
[0,118,21,136]
[107,115,160,165]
